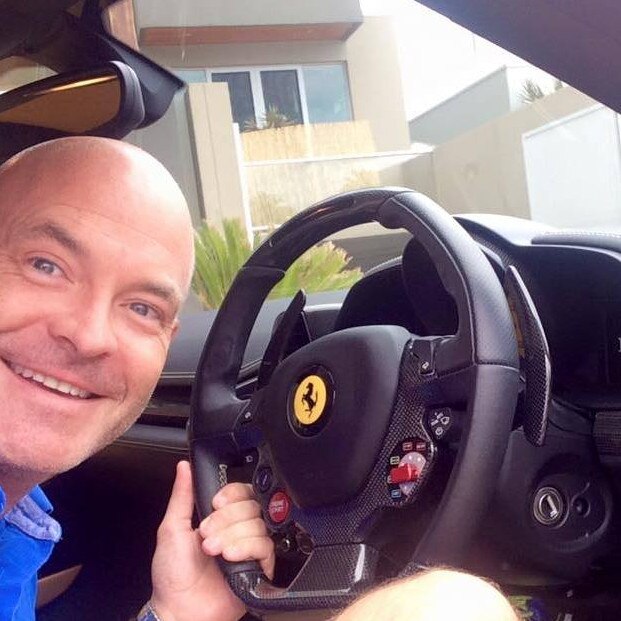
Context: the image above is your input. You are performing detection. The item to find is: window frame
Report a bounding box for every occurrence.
[204,62,352,126]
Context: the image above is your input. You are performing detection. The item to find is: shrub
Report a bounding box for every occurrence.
[243,105,295,132]
[192,219,362,309]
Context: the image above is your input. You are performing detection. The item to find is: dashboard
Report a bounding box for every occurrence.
[145,213,621,585]
[337,217,621,411]
[462,219,621,409]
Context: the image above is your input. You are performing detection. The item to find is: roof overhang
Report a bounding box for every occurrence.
[139,22,361,47]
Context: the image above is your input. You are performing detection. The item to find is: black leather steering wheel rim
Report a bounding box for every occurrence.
[190,188,519,611]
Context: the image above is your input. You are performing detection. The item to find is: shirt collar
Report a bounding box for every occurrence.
[0,485,61,543]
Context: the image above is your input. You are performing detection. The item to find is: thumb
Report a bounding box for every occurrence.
[161,460,195,529]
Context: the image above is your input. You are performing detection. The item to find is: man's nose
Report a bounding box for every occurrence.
[48,296,118,358]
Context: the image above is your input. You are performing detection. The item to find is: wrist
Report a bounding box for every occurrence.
[149,590,246,621]
[146,597,239,621]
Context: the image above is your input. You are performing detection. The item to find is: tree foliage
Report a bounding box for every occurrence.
[192,219,362,309]
[243,105,295,132]
[520,79,545,104]
[520,78,564,104]
[192,219,251,310]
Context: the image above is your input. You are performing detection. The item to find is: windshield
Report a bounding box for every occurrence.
[0,57,55,90]
[103,1,621,306]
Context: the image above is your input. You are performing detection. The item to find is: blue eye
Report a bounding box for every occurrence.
[129,302,159,320]
[31,257,61,276]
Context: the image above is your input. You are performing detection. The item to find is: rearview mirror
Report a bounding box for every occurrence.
[0,61,145,159]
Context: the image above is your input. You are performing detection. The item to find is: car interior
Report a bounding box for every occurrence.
[3,0,621,619]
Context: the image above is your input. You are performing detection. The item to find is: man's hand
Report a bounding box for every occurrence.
[150,460,275,621]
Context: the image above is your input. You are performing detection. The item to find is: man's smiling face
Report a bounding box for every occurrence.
[0,138,194,477]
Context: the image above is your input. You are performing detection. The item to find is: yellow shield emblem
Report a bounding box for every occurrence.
[293,375,328,425]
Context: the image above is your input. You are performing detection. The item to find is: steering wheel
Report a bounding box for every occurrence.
[190,188,519,611]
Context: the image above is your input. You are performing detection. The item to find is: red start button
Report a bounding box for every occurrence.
[268,491,291,524]
[389,463,419,485]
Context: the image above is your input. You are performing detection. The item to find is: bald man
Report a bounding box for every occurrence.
[0,137,273,621]
[0,137,517,621]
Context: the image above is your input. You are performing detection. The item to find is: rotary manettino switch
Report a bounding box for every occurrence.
[389,463,419,484]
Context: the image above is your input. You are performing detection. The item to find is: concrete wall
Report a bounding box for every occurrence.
[128,90,203,226]
[401,152,436,198]
[408,66,565,146]
[133,82,247,228]
[142,17,410,153]
[246,151,423,220]
[523,105,621,228]
[186,83,246,225]
[346,17,410,152]
[409,67,512,146]
[144,40,345,68]
[404,87,596,218]
[134,0,362,29]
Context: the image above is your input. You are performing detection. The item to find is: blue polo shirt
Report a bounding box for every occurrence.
[0,486,62,621]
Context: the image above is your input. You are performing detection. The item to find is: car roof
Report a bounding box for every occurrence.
[411,1,621,116]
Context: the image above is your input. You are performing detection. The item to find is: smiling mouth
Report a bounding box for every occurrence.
[3,359,94,399]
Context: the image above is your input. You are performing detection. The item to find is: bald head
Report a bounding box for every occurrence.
[0,137,197,478]
[0,137,195,294]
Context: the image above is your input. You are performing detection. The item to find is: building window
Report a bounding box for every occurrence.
[303,65,352,124]
[176,64,353,129]
[260,69,303,125]
[212,71,256,128]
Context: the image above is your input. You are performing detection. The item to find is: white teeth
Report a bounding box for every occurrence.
[42,376,59,390]
[6,361,92,399]
[56,381,71,394]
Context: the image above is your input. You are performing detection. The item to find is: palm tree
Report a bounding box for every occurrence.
[243,106,295,132]
[520,79,545,104]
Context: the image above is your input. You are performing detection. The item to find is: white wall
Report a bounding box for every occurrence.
[408,66,563,146]
[408,67,512,145]
[403,86,596,219]
[523,105,621,229]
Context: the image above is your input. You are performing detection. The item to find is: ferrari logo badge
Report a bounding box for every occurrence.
[293,375,328,425]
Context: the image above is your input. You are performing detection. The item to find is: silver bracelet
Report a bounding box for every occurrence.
[137,601,163,621]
